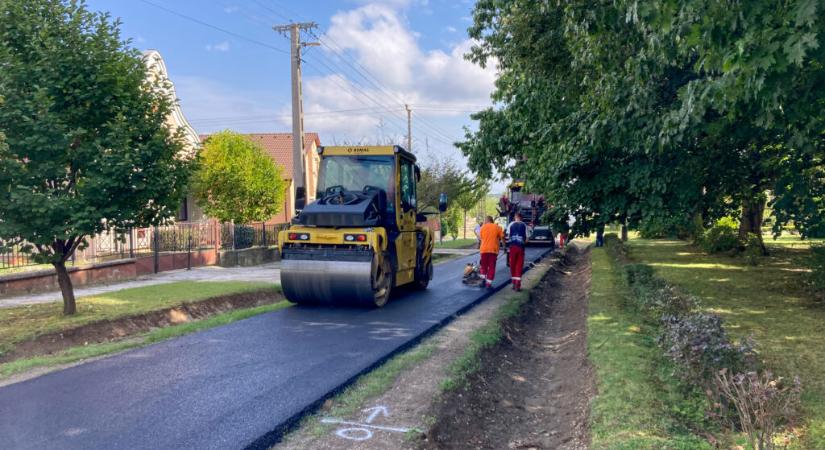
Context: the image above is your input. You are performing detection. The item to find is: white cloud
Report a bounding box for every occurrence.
[445,26,457,33]
[223,5,239,13]
[295,3,496,149]
[170,2,496,168]
[173,76,282,134]
[205,41,231,52]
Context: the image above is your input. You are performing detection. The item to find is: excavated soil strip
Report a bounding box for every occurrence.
[1,289,283,363]
[276,255,560,450]
[423,246,594,450]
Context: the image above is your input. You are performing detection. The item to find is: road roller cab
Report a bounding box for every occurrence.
[278,145,438,307]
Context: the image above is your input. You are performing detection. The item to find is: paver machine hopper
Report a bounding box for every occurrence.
[499,181,554,245]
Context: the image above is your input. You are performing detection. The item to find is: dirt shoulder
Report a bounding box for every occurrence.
[424,245,593,450]
[277,250,565,450]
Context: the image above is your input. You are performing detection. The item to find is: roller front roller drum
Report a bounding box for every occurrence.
[281,248,393,307]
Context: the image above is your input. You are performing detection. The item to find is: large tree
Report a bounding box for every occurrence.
[0,0,193,315]
[192,131,287,224]
[460,0,825,251]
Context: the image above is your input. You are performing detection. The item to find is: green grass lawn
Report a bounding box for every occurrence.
[435,238,477,249]
[0,300,292,379]
[589,247,711,449]
[0,281,280,356]
[626,237,825,448]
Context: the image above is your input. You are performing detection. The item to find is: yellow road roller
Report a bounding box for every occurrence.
[278,145,444,306]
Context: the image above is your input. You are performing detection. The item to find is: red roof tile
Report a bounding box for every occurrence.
[199,132,321,180]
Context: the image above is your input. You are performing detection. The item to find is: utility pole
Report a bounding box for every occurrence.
[274,22,318,212]
[405,103,412,151]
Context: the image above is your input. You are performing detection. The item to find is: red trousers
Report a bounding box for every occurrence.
[479,252,498,286]
[509,245,525,288]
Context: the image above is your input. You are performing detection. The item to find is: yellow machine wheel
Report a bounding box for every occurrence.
[412,259,433,290]
[371,253,393,307]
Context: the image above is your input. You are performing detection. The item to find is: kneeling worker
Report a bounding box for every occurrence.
[507,213,528,291]
[478,215,504,289]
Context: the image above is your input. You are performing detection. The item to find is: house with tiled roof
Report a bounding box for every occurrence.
[143,50,320,225]
[143,50,204,222]
[198,132,322,224]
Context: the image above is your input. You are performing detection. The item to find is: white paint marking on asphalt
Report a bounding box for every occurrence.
[362,405,389,423]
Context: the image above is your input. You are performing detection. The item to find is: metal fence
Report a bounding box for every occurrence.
[0,220,288,273]
[219,222,290,250]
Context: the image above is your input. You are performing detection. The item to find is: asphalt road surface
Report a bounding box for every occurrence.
[0,247,552,450]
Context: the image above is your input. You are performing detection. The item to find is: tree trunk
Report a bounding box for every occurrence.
[621,222,629,242]
[739,195,767,254]
[463,210,467,240]
[690,211,705,241]
[54,260,77,315]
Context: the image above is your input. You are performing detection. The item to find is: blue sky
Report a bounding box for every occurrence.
[85,0,495,171]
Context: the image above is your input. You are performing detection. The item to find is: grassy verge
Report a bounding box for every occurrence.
[626,238,825,448]
[435,238,477,249]
[0,300,292,379]
[0,281,280,358]
[589,246,712,449]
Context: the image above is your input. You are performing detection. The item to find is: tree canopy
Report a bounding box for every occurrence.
[192,131,287,224]
[460,0,825,247]
[0,0,193,314]
[417,157,487,212]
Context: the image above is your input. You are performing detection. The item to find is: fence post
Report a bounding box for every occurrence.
[129,228,134,259]
[153,226,160,274]
[231,223,236,251]
[262,223,267,248]
[187,233,192,271]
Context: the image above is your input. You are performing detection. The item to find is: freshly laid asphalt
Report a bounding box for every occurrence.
[0,247,552,450]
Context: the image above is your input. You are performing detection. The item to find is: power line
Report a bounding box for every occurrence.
[189,107,406,124]
[302,55,410,134]
[137,0,289,54]
[307,32,465,146]
[169,1,465,149]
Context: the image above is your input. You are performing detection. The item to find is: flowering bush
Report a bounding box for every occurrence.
[659,313,756,391]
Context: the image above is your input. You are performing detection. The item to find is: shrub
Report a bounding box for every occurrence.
[639,283,699,317]
[659,313,756,392]
[698,217,740,254]
[714,369,802,450]
[623,263,655,286]
[638,215,694,239]
[807,244,825,299]
[623,264,697,316]
[742,233,763,266]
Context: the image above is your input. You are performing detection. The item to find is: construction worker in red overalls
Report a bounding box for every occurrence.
[506,213,528,291]
[478,216,505,289]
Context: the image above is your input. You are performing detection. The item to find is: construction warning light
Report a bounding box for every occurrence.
[344,234,367,242]
[289,233,310,241]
